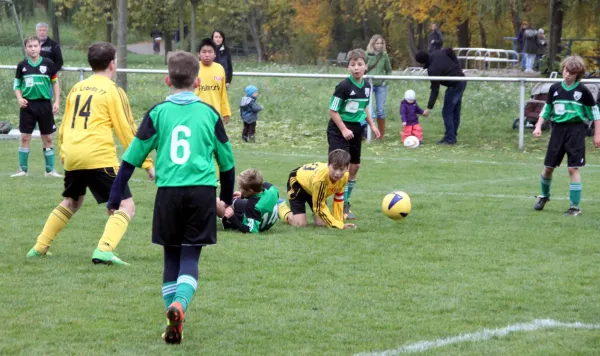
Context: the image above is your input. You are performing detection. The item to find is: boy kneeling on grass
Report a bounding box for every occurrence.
[277,149,356,230]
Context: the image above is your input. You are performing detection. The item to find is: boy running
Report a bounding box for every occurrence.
[13,35,61,177]
[26,42,154,264]
[107,51,235,344]
[278,149,356,229]
[533,56,600,215]
[328,49,380,220]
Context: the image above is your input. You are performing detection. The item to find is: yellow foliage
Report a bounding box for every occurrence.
[291,0,333,58]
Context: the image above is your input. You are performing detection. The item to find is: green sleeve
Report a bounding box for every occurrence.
[540,104,552,120]
[584,105,600,121]
[384,53,392,75]
[122,113,158,167]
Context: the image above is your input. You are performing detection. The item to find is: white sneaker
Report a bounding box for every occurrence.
[10,170,28,177]
[44,170,63,178]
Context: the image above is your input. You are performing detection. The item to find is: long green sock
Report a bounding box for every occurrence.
[18,147,29,172]
[43,147,55,173]
[344,179,356,204]
[569,182,582,208]
[540,175,551,198]
[174,275,197,312]
[162,281,177,310]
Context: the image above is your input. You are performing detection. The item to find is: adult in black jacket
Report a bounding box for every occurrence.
[36,22,63,73]
[428,23,443,53]
[212,30,233,88]
[416,49,466,145]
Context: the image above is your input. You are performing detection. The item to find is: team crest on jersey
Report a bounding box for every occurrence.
[40,65,47,74]
[365,88,370,97]
[573,91,582,101]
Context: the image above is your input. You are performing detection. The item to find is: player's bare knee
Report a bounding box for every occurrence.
[41,135,53,147]
[542,167,554,178]
[120,198,135,218]
[568,167,579,176]
[349,163,360,177]
[62,197,83,213]
[290,216,307,227]
[20,134,31,147]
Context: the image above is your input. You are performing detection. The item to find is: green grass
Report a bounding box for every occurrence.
[1,59,600,355]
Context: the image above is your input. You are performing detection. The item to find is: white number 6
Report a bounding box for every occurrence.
[170,125,191,165]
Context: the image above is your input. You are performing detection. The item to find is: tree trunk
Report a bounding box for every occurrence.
[49,0,60,44]
[406,18,417,65]
[457,19,470,48]
[509,0,521,37]
[247,8,265,62]
[190,0,199,54]
[478,17,487,48]
[164,30,173,65]
[361,13,369,41]
[112,0,118,45]
[548,0,563,72]
[116,0,128,91]
[106,2,113,43]
[178,0,185,50]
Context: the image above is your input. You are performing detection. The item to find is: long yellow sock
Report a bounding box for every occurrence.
[34,205,73,254]
[278,202,291,224]
[97,210,131,252]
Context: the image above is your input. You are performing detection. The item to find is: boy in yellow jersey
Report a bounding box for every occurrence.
[277,149,356,229]
[194,38,231,124]
[26,42,154,265]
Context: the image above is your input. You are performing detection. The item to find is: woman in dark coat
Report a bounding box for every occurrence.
[212,30,233,88]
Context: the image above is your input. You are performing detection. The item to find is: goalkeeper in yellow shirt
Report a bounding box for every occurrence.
[277,149,356,229]
[26,42,154,265]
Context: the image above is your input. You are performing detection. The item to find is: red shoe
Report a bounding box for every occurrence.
[163,302,184,344]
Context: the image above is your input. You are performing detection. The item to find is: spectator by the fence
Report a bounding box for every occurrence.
[428,23,443,53]
[366,34,392,139]
[536,28,548,71]
[516,21,528,70]
[212,30,233,89]
[523,25,539,72]
[416,49,466,145]
[36,22,63,73]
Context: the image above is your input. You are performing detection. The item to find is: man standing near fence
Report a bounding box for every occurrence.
[428,23,443,53]
[36,22,63,73]
[416,48,466,145]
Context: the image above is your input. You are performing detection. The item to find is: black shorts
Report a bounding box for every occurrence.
[221,198,246,230]
[286,167,313,215]
[19,100,56,135]
[153,186,217,246]
[544,122,587,168]
[63,167,132,204]
[327,120,362,164]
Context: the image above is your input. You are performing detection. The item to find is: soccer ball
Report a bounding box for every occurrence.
[403,135,419,148]
[382,191,411,220]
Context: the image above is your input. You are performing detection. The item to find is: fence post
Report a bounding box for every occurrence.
[519,79,525,150]
[79,68,84,81]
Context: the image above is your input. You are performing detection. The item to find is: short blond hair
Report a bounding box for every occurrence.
[561,56,586,82]
[347,49,366,63]
[237,168,263,193]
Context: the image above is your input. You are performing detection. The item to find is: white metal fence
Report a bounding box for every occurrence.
[3,64,600,150]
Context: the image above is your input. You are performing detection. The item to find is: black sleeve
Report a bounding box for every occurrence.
[15,62,22,80]
[580,86,596,107]
[53,44,63,71]
[106,161,136,210]
[137,106,158,140]
[219,168,235,206]
[444,48,459,66]
[226,51,233,84]
[427,81,440,109]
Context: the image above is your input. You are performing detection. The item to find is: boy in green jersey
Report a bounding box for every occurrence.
[13,35,61,177]
[327,49,380,220]
[217,168,280,233]
[533,56,600,216]
[107,51,235,344]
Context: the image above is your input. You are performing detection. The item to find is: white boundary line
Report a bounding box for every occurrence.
[355,319,600,355]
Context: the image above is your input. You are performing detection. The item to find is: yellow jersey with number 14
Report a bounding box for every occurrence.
[59,74,152,171]
[295,162,348,229]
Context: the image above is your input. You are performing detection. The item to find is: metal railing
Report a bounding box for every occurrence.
[454,48,519,70]
[3,64,600,150]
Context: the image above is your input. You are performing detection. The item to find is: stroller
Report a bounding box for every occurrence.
[512,81,600,136]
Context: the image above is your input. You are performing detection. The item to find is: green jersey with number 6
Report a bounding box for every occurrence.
[123,93,235,187]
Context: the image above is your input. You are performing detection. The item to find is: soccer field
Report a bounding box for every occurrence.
[1,61,600,354]
[1,137,600,355]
